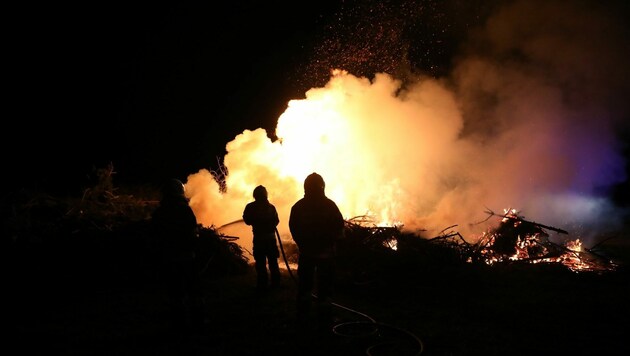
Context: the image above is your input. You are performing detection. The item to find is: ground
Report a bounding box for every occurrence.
[7,228,630,356]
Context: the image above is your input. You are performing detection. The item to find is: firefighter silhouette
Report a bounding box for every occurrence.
[243,185,282,291]
[289,172,345,329]
[151,178,205,332]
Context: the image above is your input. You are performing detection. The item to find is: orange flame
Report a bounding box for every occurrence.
[183,66,624,261]
[184,69,468,254]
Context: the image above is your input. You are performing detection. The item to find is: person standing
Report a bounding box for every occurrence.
[289,172,345,330]
[243,185,281,292]
[151,178,204,333]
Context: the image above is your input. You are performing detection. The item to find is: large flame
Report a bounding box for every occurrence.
[184,1,628,257]
[186,69,461,254]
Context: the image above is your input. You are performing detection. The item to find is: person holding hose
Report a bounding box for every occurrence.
[243,185,281,292]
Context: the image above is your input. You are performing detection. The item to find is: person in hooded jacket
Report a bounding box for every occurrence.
[289,172,344,329]
[151,178,204,332]
[243,185,281,292]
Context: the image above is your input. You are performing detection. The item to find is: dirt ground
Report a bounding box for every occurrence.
[7,230,630,356]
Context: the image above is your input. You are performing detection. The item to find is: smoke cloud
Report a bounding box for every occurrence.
[186,0,629,253]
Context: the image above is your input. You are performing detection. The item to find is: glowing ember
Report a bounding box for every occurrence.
[186,69,468,255]
[469,212,617,273]
[182,1,628,257]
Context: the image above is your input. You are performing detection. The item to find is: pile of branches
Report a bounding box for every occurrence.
[426,209,619,273]
[338,215,475,267]
[342,215,401,252]
[197,226,249,277]
[335,216,441,285]
[334,211,619,276]
[4,164,250,282]
[5,163,159,245]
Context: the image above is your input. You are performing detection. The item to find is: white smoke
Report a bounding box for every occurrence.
[186,0,629,250]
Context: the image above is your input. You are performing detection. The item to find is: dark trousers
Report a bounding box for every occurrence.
[255,255,281,288]
[163,257,204,330]
[253,232,281,289]
[296,254,334,325]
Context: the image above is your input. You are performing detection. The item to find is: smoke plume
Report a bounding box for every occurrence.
[186,0,629,254]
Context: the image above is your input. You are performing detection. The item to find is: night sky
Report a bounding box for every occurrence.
[7,1,630,206]
[9,2,342,193]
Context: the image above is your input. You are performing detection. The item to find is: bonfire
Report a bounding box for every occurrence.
[424,208,619,273]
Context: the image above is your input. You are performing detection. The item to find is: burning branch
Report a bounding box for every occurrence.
[424,208,618,273]
[482,208,569,235]
[345,215,400,251]
[336,209,617,275]
[427,225,470,247]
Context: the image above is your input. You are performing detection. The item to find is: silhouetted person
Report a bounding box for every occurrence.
[243,185,281,292]
[289,172,344,330]
[151,178,204,333]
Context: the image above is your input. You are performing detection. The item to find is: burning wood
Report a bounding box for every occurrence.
[340,210,619,274]
[443,209,617,273]
[344,215,400,251]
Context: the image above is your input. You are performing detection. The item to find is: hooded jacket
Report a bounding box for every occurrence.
[289,175,344,258]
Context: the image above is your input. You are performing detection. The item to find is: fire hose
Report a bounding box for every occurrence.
[275,227,297,283]
[218,219,424,355]
[215,219,296,281]
[275,226,423,355]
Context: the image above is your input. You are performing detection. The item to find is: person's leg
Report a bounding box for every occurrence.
[268,255,281,287]
[188,260,205,330]
[316,258,335,329]
[254,255,269,291]
[166,262,188,332]
[297,255,314,322]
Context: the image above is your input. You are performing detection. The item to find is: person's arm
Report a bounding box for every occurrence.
[272,205,280,227]
[330,201,345,237]
[289,205,300,245]
[242,203,253,226]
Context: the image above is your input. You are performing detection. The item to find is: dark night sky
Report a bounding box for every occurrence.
[8,0,466,194]
[7,1,630,205]
[9,2,346,194]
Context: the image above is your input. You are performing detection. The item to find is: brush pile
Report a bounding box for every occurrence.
[335,210,620,276]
